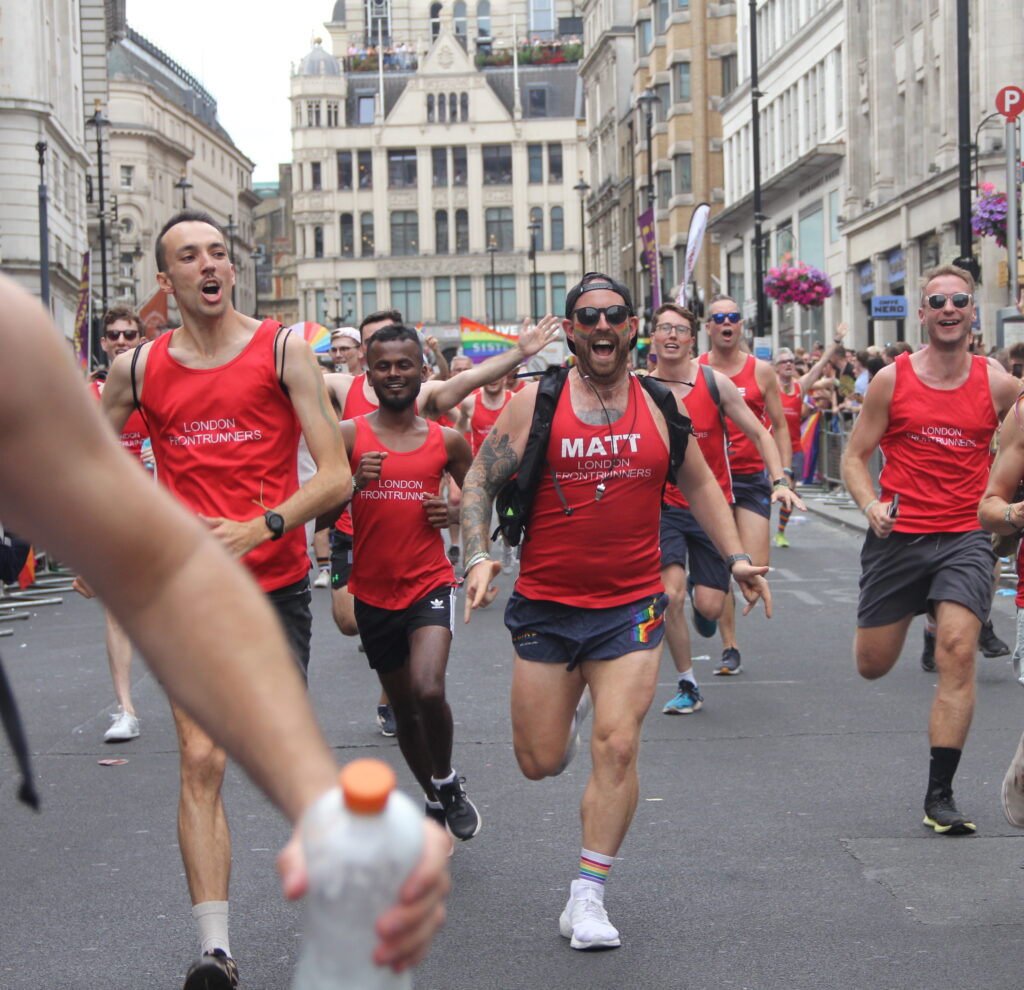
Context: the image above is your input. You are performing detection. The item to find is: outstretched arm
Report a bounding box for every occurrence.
[797,323,848,395]
[756,360,791,469]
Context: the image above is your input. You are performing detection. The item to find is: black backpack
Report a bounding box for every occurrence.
[494,369,691,547]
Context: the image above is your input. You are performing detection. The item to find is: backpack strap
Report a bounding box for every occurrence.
[273,323,290,396]
[129,343,151,434]
[699,363,730,440]
[638,374,692,486]
[515,365,570,507]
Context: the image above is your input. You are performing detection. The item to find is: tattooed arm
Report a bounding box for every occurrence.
[460,383,538,621]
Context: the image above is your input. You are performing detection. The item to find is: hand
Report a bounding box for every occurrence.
[730,562,772,617]
[770,484,806,512]
[866,499,896,539]
[356,450,388,487]
[1006,501,1024,531]
[140,445,156,469]
[425,335,440,354]
[199,515,266,558]
[422,494,449,529]
[72,575,95,598]
[833,322,849,345]
[276,819,451,974]
[462,559,502,623]
[516,314,562,359]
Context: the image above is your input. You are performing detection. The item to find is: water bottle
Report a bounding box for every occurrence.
[292,759,423,990]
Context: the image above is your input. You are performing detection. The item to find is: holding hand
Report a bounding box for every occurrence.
[730,561,772,617]
[462,558,502,622]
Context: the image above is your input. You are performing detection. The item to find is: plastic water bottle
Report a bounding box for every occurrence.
[292,759,423,990]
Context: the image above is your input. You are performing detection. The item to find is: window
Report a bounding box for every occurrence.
[326,100,339,126]
[449,93,458,120]
[722,54,737,97]
[453,1,468,43]
[314,225,324,258]
[483,144,513,184]
[391,278,422,323]
[432,147,448,186]
[390,211,419,255]
[339,280,358,325]
[477,0,491,37]
[427,94,435,122]
[656,171,671,209]
[315,289,327,326]
[674,62,691,103]
[486,274,516,322]
[456,276,472,318]
[529,206,544,251]
[673,154,692,194]
[358,150,373,189]
[452,146,467,185]
[460,92,469,121]
[438,92,447,123]
[485,207,513,251]
[674,0,689,7]
[119,165,134,189]
[548,143,563,183]
[340,213,354,257]
[526,86,548,117]
[435,210,449,254]
[357,94,375,124]
[530,274,545,319]
[360,212,375,256]
[338,151,353,189]
[455,209,469,253]
[726,248,744,303]
[655,83,671,123]
[550,274,566,314]
[637,19,653,54]
[550,206,564,250]
[829,189,841,243]
[294,102,303,127]
[435,277,452,322]
[362,278,377,314]
[655,0,669,34]
[528,144,543,183]
[387,149,417,188]
[307,101,322,127]
[798,203,825,270]
[430,1,442,39]
[529,0,554,38]
[311,161,322,190]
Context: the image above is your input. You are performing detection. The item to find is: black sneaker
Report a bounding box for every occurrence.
[376,704,397,737]
[183,949,239,990]
[424,801,446,828]
[978,619,1010,658]
[923,790,976,836]
[920,628,936,672]
[436,774,482,840]
[714,647,742,676]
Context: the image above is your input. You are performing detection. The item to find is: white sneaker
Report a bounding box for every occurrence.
[104,710,140,742]
[313,568,330,589]
[558,880,620,950]
[1003,730,1024,828]
[553,687,592,776]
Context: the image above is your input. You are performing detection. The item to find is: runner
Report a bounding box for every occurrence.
[647,302,803,716]
[841,264,1018,835]
[697,297,792,675]
[100,209,350,988]
[461,273,771,949]
[341,324,480,842]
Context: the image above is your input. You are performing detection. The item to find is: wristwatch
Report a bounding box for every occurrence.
[263,510,285,541]
[726,553,753,569]
[1004,504,1023,531]
[771,477,788,488]
[351,476,362,494]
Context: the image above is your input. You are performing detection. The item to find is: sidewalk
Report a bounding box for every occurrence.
[795,484,868,535]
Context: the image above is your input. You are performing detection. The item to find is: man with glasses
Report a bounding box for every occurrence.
[461,273,771,950]
[842,264,1018,835]
[329,326,362,374]
[698,297,792,675]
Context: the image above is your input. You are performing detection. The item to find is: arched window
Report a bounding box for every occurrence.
[438,93,447,123]
[313,225,324,258]
[550,207,564,250]
[453,1,467,44]
[460,92,469,121]
[426,93,435,122]
[455,209,469,254]
[449,93,458,120]
[430,2,443,40]
[435,210,449,254]
[477,0,491,38]
[529,206,544,251]
[340,213,354,257]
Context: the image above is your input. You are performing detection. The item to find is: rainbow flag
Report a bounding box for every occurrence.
[800,409,822,484]
[459,317,517,364]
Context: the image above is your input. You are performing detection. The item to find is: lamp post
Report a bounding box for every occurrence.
[636,87,658,320]
[486,237,497,327]
[131,240,143,306]
[748,0,767,337]
[175,173,192,210]
[573,173,591,274]
[35,141,50,310]
[226,213,238,305]
[528,220,541,320]
[86,103,110,320]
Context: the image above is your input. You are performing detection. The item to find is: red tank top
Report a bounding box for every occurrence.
[141,321,308,592]
[664,368,732,509]
[335,374,381,536]
[347,416,454,608]
[91,378,149,461]
[778,385,804,455]
[469,389,511,455]
[516,376,666,607]
[699,353,765,473]
[880,352,997,533]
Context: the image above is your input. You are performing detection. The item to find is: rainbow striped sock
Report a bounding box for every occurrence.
[579,847,613,888]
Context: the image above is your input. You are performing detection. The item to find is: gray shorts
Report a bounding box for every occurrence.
[857,529,995,628]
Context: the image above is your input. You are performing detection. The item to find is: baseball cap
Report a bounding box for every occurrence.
[331,327,360,345]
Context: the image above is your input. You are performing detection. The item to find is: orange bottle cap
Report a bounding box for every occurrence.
[339,759,396,814]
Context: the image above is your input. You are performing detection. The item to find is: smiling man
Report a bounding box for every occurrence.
[841,264,1018,837]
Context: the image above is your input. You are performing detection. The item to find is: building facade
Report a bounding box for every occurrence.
[253,165,299,328]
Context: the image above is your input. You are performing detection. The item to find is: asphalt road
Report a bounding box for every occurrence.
[2,510,1024,990]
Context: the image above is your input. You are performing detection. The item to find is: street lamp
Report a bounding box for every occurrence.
[175,173,192,209]
[527,221,541,320]
[131,239,143,306]
[486,236,497,328]
[85,102,110,321]
[636,86,658,320]
[573,173,591,275]
[35,141,50,310]
[226,213,238,305]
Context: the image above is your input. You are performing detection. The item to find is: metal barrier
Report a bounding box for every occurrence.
[813,414,882,493]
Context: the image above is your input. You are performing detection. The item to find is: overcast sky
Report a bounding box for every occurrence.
[128,0,336,182]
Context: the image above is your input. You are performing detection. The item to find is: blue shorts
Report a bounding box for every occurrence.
[504,591,667,672]
[731,471,771,519]
[659,505,730,592]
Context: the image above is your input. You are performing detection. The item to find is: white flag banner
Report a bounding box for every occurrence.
[677,202,711,306]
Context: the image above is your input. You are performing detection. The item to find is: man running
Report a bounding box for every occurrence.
[461,273,771,950]
[647,302,803,716]
[698,297,792,675]
[341,323,479,841]
[841,264,1018,835]
[100,209,349,987]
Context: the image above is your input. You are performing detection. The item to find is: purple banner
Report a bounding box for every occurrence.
[637,207,660,310]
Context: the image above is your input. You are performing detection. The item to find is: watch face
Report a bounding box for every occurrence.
[265,511,285,539]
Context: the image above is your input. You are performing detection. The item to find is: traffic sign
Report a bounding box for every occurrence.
[996,86,1024,122]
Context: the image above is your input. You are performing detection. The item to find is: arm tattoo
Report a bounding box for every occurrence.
[460,429,521,561]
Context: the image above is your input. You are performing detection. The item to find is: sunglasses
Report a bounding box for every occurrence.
[572,305,630,328]
[710,311,742,324]
[105,329,140,342]
[925,292,972,310]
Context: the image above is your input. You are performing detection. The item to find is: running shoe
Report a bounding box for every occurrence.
[436,775,482,840]
[312,568,330,589]
[714,647,742,676]
[446,544,460,565]
[923,790,976,835]
[554,687,592,776]
[920,628,936,672]
[686,577,717,638]
[774,532,790,548]
[376,704,397,738]
[662,681,704,714]
[424,800,447,828]
[1002,731,1024,828]
[104,710,140,742]
[978,619,1010,658]
[183,949,239,990]
[558,880,621,950]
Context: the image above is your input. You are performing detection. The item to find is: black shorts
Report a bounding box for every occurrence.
[659,505,730,592]
[731,471,771,519]
[857,529,995,628]
[354,585,456,674]
[330,531,353,589]
[504,591,667,672]
[268,576,313,678]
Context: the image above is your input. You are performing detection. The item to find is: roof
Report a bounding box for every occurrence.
[298,41,341,76]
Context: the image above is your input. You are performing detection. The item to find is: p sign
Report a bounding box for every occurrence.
[996,86,1024,122]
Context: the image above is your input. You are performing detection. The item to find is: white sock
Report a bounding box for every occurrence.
[431,770,456,788]
[577,847,613,898]
[678,669,697,687]
[192,901,230,958]
[424,796,443,811]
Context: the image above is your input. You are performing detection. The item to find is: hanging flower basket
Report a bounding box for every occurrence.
[763,254,834,309]
[972,182,1013,249]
